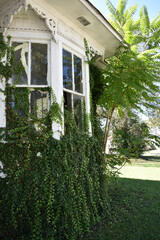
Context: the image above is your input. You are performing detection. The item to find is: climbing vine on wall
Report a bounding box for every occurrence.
[84,38,105,141]
[0,132,108,240]
[0,34,109,240]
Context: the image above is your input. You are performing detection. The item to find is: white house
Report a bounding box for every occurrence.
[0,0,123,138]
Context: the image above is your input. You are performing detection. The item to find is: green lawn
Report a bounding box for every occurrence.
[83,151,160,240]
[83,178,160,240]
[119,150,160,180]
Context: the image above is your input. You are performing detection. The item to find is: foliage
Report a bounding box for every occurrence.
[0,128,109,240]
[48,89,63,126]
[146,98,160,130]
[99,44,160,153]
[89,64,104,142]
[0,34,109,240]
[85,1,160,157]
[102,0,160,158]
[106,0,138,43]
[106,0,160,51]
[0,33,24,82]
[84,38,105,142]
[3,85,62,140]
[111,114,150,157]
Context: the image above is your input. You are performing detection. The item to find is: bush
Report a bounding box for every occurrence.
[111,115,149,158]
[0,130,108,240]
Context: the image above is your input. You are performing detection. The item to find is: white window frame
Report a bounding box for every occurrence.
[10,39,50,88]
[9,39,50,118]
[62,45,86,129]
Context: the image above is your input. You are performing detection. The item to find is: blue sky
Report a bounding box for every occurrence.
[89,0,160,21]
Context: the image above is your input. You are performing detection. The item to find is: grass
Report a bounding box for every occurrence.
[83,178,160,240]
[130,150,160,167]
[82,150,160,239]
[118,149,160,180]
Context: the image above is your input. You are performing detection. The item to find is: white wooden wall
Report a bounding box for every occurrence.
[0,80,5,129]
[0,4,104,137]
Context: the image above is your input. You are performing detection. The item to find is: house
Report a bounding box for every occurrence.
[0,0,123,138]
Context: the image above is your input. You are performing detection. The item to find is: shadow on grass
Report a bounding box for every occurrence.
[84,177,160,240]
[140,155,160,162]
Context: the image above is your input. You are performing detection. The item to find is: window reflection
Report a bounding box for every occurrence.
[12,42,48,86]
[31,43,47,85]
[12,42,28,85]
[74,55,83,93]
[63,49,72,90]
[64,91,72,112]
[63,49,84,130]
[31,90,48,119]
[73,95,82,130]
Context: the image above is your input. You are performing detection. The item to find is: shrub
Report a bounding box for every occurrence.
[111,115,149,157]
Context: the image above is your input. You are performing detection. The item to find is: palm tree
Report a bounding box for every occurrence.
[106,0,138,44]
[106,0,160,54]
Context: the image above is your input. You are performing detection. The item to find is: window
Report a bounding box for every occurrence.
[63,48,84,129]
[10,41,49,120]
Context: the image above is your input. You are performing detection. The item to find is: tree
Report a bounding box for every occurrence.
[106,0,160,51]
[106,0,138,44]
[98,44,160,153]
[111,113,149,157]
[146,98,160,130]
[85,1,160,158]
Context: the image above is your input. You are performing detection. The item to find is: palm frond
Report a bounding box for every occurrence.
[108,15,124,35]
[124,4,138,21]
[139,6,150,36]
[152,52,160,59]
[117,0,127,15]
[133,19,141,31]
[149,29,160,44]
[123,19,133,32]
[106,0,122,23]
[151,13,160,30]
[131,34,147,46]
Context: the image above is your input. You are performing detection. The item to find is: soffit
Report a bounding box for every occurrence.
[42,0,123,57]
[0,0,123,58]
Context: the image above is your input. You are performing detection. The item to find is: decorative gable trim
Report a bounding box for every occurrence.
[0,0,58,42]
[0,0,26,35]
[28,1,57,42]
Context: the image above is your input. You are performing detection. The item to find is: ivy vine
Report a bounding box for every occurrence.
[0,33,109,240]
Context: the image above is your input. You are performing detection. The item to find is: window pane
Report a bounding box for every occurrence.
[74,55,83,93]
[12,42,28,85]
[31,90,48,119]
[73,95,82,130]
[6,88,29,129]
[64,91,72,112]
[63,49,72,90]
[31,43,47,85]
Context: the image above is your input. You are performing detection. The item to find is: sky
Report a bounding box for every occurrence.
[89,0,160,21]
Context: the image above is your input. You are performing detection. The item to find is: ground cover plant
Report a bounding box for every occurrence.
[83,177,160,240]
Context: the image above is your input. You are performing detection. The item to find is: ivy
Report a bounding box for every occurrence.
[0,132,108,240]
[82,100,89,133]
[0,34,109,240]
